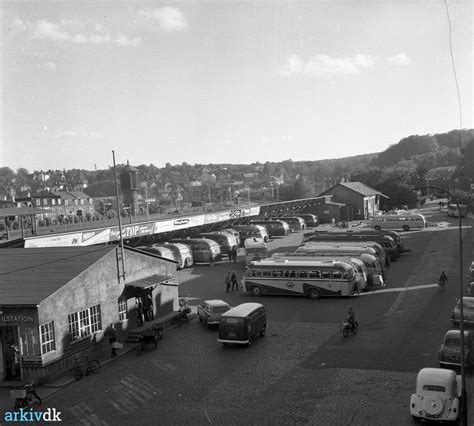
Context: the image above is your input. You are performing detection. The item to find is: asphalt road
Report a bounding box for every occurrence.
[21,206,474,425]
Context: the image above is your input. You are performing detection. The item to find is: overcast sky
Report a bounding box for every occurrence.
[1,1,472,172]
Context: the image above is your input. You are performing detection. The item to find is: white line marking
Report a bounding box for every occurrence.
[360,283,438,296]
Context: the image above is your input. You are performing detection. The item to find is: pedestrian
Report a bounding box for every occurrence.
[352,282,359,295]
[438,270,448,289]
[144,293,154,321]
[5,340,18,379]
[331,217,336,226]
[108,324,119,358]
[231,246,238,263]
[225,271,232,293]
[231,271,239,291]
[136,297,144,327]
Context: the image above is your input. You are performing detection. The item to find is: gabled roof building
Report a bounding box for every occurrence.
[0,245,178,383]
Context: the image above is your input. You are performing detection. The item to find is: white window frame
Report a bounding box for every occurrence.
[40,321,56,355]
[68,304,102,341]
[118,298,127,321]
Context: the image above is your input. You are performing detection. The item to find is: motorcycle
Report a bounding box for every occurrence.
[11,382,42,410]
[341,320,359,337]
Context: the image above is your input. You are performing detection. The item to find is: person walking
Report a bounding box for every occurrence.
[225,271,232,293]
[438,270,448,289]
[108,324,119,358]
[231,246,238,263]
[231,271,239,291]
[136,297,144,327]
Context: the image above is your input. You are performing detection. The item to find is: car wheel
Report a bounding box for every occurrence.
[307,288,321,300]
[251,286,261,296]
[402,225,409,231]
[374,225,381,231]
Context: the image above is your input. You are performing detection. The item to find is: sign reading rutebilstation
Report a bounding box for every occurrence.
[0,315,35,325]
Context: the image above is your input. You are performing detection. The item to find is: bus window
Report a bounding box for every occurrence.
[289,271,296,278]
[322,271,331,279]
[299,271,308,278]
[332,271,342,279]
[309,271,320,278]
[262,270,271,277]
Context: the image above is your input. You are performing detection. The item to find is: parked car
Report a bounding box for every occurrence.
[197,299,231,328]
[410,367,461,422]
[450,297,474,325]
[439,329,474,368]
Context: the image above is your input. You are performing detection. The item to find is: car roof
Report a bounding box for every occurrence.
[464,297,474,305]
[204,299,230,307]
[222,302,263,317]
[444,329,473,338]
[417,367,457,383]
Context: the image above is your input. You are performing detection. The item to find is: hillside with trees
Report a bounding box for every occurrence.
[1,129,473,212]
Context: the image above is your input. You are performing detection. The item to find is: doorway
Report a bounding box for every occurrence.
[0,326,21,381]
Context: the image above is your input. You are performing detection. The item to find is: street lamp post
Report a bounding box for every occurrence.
[418,185,467,425]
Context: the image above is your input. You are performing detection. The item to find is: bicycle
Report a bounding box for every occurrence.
[341,320,359,337]
[73,356,101,380]
[11,382,41,410]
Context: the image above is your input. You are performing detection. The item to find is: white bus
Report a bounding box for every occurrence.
[244,237,268,265]
[372,213,426,231]
[295,245,385,285]
[271,253,368,292]
[301,240,388,268]
[243,258,359,299]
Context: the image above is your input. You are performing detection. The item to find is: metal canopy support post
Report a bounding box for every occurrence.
[113,150,126,283]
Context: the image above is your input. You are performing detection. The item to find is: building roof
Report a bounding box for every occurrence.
[0,207,48,217]
[0,246,114,305]
[51,191,90,200]
[319,182,388,198]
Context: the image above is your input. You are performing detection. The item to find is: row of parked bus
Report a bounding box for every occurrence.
[136,214,319,267]
[242,227,407,299]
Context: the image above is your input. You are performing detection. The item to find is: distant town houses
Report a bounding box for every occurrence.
[14,191,95,219]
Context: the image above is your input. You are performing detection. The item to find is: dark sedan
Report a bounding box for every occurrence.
[450,297,474,326]
[439,329,474,368]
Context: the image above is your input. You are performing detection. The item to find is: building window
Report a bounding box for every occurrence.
[68,304,102,341]
[118,299,127,321]
[40,322,56,354]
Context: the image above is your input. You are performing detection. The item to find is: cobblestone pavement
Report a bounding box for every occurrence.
[38,319,418,425]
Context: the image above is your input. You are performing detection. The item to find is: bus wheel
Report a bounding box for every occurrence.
[251,286,261,296]
[402,225,409,232]
[374,225,381,231]
[308,288,321,300]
